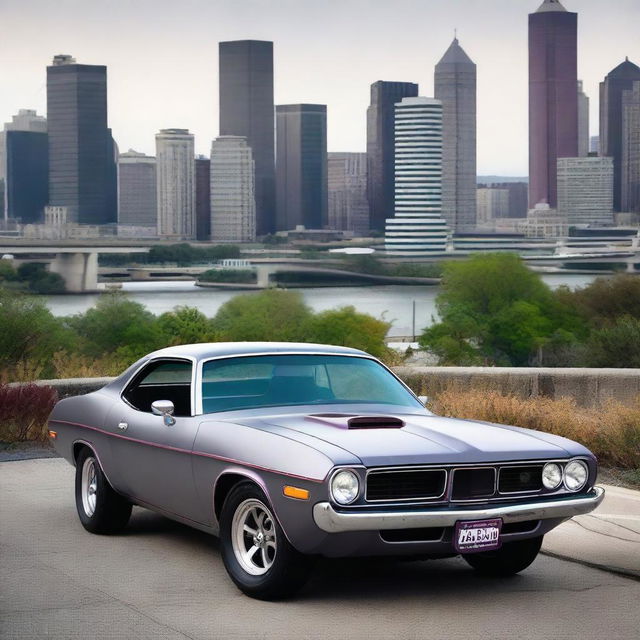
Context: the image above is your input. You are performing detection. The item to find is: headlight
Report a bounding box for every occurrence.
[542,462,563,490]
[563,460,588,492]
[330,469,360,505]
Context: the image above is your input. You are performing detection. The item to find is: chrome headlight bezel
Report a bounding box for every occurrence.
[542,462,563,490]
[563,459,589,492]
[329,469,360,505]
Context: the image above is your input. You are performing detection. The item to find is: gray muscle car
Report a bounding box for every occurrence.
[49,342,604,599]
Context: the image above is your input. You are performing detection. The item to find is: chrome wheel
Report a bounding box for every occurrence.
[81,456,98,517]
[231,498,277,576]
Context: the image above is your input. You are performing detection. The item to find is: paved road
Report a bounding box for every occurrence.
[1,459,638,640]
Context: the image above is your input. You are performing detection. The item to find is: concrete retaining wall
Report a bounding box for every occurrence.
[36,368,640,408]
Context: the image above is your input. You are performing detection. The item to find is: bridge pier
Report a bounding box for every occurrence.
[49,252,98,292]
[256,265,273,288]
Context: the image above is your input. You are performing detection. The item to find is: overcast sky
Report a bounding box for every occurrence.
[1,0,638,175]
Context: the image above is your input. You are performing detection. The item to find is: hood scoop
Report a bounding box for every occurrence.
[308,413,405,430]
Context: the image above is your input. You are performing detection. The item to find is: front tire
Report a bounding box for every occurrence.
[463,535,543,577]
[219,482,312,600]
[75,448,132,534]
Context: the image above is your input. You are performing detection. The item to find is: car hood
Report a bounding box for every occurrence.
[234,410,588,467]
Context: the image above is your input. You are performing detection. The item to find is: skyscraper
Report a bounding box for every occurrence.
[46,54,117,224]
[219,40,275,236]
[195,156,211,240]
[600,58,640,211]
[557,157,614,226]
[577,81,589,158]
[1,109,48,223]
[275,104,327,230]
[528,0,578,208]
[367,81,419,232]
[155,129,195,239]
[385,97,448,254]
[434,37,477,231]
[118,150,157,231]
[210,136,256,242]
[621,81,640,213]
[327,152,369,235]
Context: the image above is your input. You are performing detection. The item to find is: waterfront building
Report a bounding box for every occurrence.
[195,156,211,240]
[557,157,614,226]
[219,40,275,235]
[118,150,157,234]
[210,136,256,242]
[275,104,327,231]
[327,152,369,235]
[434,37,477,231]
[476,188,509,226]
[366,81,419,232]
[578,81,589,158]
[46,54,117,225]
[523,202,568,238]
[384,97,449,254]
[599,57,640,211]
[155,129,195,239]
[528,0,578,208]
[621,81,640,213]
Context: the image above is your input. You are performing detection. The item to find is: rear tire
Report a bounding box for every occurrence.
[219,482,312,600]
[75,448,131,534]
[463,535,543,577]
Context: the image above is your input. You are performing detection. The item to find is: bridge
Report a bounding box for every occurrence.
[0,244,150,292]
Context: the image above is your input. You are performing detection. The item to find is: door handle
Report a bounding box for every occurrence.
[117,422,128,431]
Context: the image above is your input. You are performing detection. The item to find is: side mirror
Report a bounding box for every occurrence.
[151,399,176,426]
[418,395,429,406]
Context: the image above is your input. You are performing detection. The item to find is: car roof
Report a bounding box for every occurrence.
[145,342,369,361]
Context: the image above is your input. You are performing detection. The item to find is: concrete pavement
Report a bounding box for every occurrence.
[1,459,639,640]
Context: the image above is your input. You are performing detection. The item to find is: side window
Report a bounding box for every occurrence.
[123,360,192,417]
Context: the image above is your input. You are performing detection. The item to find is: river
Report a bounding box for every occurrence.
[43,273,600,338]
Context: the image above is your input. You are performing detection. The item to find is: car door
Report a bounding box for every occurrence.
[106,358,203,523]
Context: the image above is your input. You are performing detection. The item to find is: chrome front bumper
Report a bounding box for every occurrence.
[313,486,605,533]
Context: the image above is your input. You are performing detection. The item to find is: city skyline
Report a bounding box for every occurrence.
[2,0,638,176]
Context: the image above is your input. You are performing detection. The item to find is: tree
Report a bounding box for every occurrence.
[158,307,217,345]
[307,306,391,359]
[419,253,585,366]
[213,289,312,342]
[586,316,640,368]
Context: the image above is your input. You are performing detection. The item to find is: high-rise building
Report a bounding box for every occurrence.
[46,54,117,224]
[385,97,448,254]
[275,104,327,230]
[219,40,275,236]
[590,135,600,154]
[476,188,509,226]
[210,136,256,242]
[195,156,211,240]
[578,81,589,158]
[5,131,48,224]
[155,129,195,239]
[434,37,477,231]
[366,81,419,232]
[327,152,369,235]
[557,157,614,226]
[528,0,578,208]
[118,150,157,232]
[1,109,48,223]
[599,57,640,211]
[621,81,640,213]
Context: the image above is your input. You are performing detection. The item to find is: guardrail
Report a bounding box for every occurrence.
[33,367,640,408]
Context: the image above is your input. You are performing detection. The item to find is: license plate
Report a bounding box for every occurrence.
[454,518,502,554]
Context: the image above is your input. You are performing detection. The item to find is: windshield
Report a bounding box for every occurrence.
[201,354,422,414]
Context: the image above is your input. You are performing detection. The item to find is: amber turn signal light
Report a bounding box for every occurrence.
[48,430,57,439]
[283,485,309,500]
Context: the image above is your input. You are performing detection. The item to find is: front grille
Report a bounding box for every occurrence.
[366,469,446,501]
[451,468,496,500]
[498,465,543,493]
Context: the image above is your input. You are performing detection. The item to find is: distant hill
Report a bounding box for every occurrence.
[477,176,528,184]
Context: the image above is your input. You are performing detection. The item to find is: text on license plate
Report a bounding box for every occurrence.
[454,518,502,554]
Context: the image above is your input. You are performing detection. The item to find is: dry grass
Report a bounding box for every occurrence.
[0,383,58,443]
[429,388,640,469]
